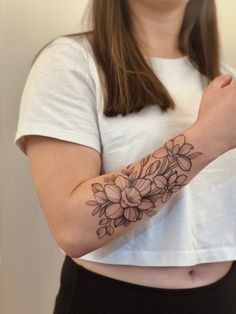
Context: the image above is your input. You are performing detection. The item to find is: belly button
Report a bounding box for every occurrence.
[189,269,195,276]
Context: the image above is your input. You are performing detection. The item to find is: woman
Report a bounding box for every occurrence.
[14,0,236,313]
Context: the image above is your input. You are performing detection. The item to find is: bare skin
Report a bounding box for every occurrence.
[73,258,233,289]
[71,0,233,288]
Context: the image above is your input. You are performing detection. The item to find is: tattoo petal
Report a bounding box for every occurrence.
[171,185,181,192]
[130,170,138,180]
[105,203,124,219]
[173,134,185,147]
[179,143,193,155]
[97,227,106,239]
[177,156,192,171]
[168,172,178,184]
[121,187,142,206]
[124,207,139,222]
[162,191,172,203]
[114,175,130,190]
[167,155,176,164]
[152,147,167,159]
[176,174,187,185]
[172,144,180,155]
[132,178,151,196]
[138,198,154,211]
[165,140,174,150]
[104,184,121,202]
[92,183,104,193]
[154,176,168,189]
[94,191,108,204]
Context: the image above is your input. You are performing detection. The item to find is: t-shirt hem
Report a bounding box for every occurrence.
[14,127,102,155]
[60,247,236,266]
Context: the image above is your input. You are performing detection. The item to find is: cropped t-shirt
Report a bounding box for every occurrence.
[14,34,236,266]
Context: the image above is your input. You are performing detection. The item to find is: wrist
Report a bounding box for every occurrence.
[182,122,224,166]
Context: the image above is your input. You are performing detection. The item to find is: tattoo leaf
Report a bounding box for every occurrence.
[97,227,106,239]
[149,194,163,204]
[114,216,126,227]
[176,156,192,171]
[158,156,169,175]
[99,207,106,217]
[106,226,114,235]
[146,210,158,217]
[99,218,109,225]
[145,160,161,176]
[86,200,99,206]
[138,211,143,220]
[92,206,101,216]
[140,155,151,167]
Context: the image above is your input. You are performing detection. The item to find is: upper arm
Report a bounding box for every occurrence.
[25,135,101,248]
[14,36,102,252]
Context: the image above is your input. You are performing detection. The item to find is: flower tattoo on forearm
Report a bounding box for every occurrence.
[85,134,202,239]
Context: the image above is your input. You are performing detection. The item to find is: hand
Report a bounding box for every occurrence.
[194,74,236,154]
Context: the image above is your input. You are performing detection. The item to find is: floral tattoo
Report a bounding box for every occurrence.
[85,134,202,239]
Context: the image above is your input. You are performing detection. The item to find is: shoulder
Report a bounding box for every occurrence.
[32,33,95,73]
[220,62,236,80]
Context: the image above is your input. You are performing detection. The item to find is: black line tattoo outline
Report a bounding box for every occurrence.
[85,134,203,239]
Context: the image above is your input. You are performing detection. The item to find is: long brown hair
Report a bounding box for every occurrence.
[32,0,220,117]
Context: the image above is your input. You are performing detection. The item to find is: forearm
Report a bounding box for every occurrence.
[60,122,221,258]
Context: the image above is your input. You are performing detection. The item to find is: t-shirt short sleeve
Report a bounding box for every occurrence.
[14,36,102,155]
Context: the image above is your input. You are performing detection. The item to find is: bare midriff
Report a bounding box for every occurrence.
[72,257,233,289]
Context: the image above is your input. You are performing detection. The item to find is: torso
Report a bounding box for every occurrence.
[72,257,233,289]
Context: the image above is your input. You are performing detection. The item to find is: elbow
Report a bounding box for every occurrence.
[56,227,94,259]
[57,231,84,258]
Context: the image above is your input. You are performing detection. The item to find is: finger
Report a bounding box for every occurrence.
[210,74,233,89]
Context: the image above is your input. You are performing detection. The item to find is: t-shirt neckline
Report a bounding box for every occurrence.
[144,55,190,71]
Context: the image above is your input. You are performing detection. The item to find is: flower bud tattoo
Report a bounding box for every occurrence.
[86,134,202,239]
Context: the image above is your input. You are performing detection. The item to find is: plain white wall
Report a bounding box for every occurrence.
[0,1,90,314]
[1,1,235,313]
[217,0,236,68]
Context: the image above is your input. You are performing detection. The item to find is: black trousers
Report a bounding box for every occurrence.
[53,255,236,314]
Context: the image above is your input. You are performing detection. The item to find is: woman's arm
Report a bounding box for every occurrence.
[63,123,223,257]
[25,75,236,258]
[25,121,222,258]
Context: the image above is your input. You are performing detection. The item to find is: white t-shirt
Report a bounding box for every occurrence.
[14,35,236,266]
